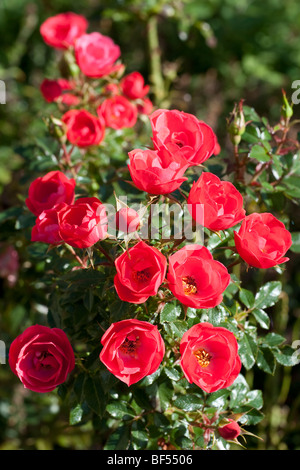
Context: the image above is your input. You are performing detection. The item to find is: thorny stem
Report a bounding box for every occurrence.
[65,244,86,268]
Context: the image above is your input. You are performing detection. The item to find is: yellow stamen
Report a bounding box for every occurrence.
[193,348,212,367]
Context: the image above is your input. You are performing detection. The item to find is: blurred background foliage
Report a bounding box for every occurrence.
[0,0,300,450]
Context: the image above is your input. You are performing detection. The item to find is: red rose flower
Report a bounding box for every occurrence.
[62,109,105,147]
[180,322,241,393]
[31,203,67,245]
[116,207,140,234]
[120,71,150,100]
[40,12,88,49]
[57,197,108,249]
[114,240,167,304]
[234,212,292,269]
[97,95,137,129]
[25,170,76,217]
[150,109,217,167]
[128,143,188,195]
[137,97,153,115]
[218,419,241,440]
[187,172,245,231]
[9,325,75,393]
[74,32,121,78]
[100,319,165,386]
[40,78,80,106]
[167,244,230,309]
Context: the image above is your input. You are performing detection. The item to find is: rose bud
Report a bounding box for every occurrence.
[137,97,153,115]
[116,207,140,234]
[25,170,76,217]
[120,71,150,100]
[62,109,105,148]
[31,203,67,245]
[97,95,137,130]
[187,172,245,231]
[114,240,167,304]
[150,108,217,167]
[128,143,188,195]
[9,325,75,393]
[100,319,165,386]
[218,419,241,440]
[74,32,121,78]
[40,12,88,49]
[234,212,292,269]
[167,244,230,309]
[180,322,241,393]
[57,197,108,249]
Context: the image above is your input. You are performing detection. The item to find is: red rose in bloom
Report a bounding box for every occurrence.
[120,72,150,100]
[57,197,108,249]
[180,322,241,393]
[150,109,217,167]
[40,12,88,49]
[25,170,76,217]
[100,319,165,386]
[218,420,241,440]
[74,33,121,78]
[40,78,79,105]
[116,207,140,233]
[167,245,230,309]
[62,109,105,147]
[128,144,188,195]
[114,241,167,304]
[187,172,245,231]
[234,212,292,269]
[31,203,67,245]
[9,325,75,393]
[97,95,137,129]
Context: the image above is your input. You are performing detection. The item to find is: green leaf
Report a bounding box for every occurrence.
[254,281,282,309]
[239,289,255,309]
[131,429,148,449]
[106,402,135,420]
[252,308,270,329]
[230,382,249,408]
[206,389,230,408]
[84,376,106,417]
[249,144,271,162]
[69,404,84,425]
[104,425,130,450]
[173,393,204,412]
[160,303,181,322]
[272,345,300,366]
[290,232,300,253]
[244,390,263,410]
[164,366,182,381]
[256,347,276,374]
[157,381,173,412]
[238,332,258,369]
[207,305,227,326]
[262,332,286,348]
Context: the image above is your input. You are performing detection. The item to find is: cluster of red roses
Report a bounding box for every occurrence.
[39,12,153,146]
[7,13,293,445]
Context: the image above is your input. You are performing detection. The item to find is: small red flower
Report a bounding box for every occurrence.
[25,170,76,217]
[187,172,245,231]
[120,71,150,100]
[40,12,88,49]
[150,109,217,167]
[137,97,153,115]
[180,322,241,393]
[9,325,75,393]
[74,32,121,78]
[218,419,241,440]
[100,319,165,386]
[234,212,292,269]
[97,95,137,129]
[62,109,105,148]
[116,207,140,234]
[128,143,188,195]
[167,244,230,309]
[114,241,167,304]
[57,197,108,249]
[31,203,67,246]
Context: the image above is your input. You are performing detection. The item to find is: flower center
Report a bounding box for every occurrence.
[193,348,212,368]
[34,350,53,370]
[132,269,151,283]
[119,336,140,357]
[182,276,197,295]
